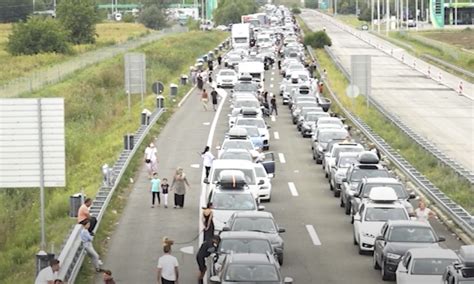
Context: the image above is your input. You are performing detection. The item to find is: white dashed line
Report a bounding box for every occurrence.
[271,115,276,122]
[190,164,200,168]
[287,182,298,196]
[271,71,275,75]
[270,77,274,81]
[269,84,274,88]
[305,225,322,246]
[278,153,286,163]
[273,131,279,140]
[203,122,210,125]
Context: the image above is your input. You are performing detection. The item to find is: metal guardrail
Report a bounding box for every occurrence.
[307,46,474,239]
[56,107,165,282]
[421,54,474,80]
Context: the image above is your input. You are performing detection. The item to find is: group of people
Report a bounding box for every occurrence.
[200,87,220,111]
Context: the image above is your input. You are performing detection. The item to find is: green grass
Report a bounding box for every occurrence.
[335,14,368,28]
[0,30,228,283]
[0,22,151,85]
[314,48,473,214]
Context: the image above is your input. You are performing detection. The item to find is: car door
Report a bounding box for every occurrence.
[353,204,365,243]
[396,253,411,283]
[375,224,388,264]
[351,183,364,219]
[261,152,275,176]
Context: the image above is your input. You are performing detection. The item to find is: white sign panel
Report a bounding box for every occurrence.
[124,53,146,95]
[0,98,66,188]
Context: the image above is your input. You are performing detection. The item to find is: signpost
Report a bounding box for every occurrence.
[124,53,146,112]
[351,55,372,107]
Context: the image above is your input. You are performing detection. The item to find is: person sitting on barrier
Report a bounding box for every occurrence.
[35,259,60,284]
[80,219,104,272]
[77,198,97,236]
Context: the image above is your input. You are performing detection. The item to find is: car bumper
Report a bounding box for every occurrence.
[301,127,314,137]
[359,236,375,251]
[384,259,401,274]
[258,190,271,200]
[217,82,235,88]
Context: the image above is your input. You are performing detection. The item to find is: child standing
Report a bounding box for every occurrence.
[161,178,170,208]
[150,172,161,208]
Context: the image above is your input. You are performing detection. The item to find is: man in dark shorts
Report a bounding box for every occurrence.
[196,235,220,284]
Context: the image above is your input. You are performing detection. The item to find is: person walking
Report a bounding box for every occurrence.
[217,55,222,66]
[270,94,278,116]
[35,259,60,284]
[102,270,116,284]
[201,146,214,182]
[80,220,103,272]
[150,172,161,208]
[263,91,268,104]
[202,203,215,242]
[144,142,158,178]
[210,88,219,111]
[190,68,197,86]
[197,72,204,90]
[171,167,190,209]
[208,71,213,85]
[415,200,436,223]
[77,198,97,235]
[196,235,220,284]
[208,60,214,71]
[201,89,209,111]
[157,245,179,284]
[161,178,170,208]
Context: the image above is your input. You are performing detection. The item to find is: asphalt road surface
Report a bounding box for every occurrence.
[93,62,464,283]
[300,9,474,173]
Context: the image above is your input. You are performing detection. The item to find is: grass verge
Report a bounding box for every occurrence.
[0,22,151,85]
[0,30,227,283]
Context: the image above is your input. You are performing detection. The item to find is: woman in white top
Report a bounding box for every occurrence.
[144,142,158,178]
[201,146,215,181]
[415,200,436,223]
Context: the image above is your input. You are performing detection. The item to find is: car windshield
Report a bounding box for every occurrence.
[319,131,348,143]
[232,217,277,233]
[338,156,358,168]
[220,71,235,76]
[362,184,408,199]
[219,239,272,254]
[212,168,256,184]
[318,120,343,128]
[387,226,437,243]
[212,193,256,210]
[243,127,259,137]
[236,119,266,128]
[234,83,258,92]
[332,147,363,158]
[350,169,389,182]
[305,114,321,122]
[224,264,279,282]
[411,258,458,275]
[235,100,259,108]
[364,208,408,222]
[222,140,254,151]
[220,152,252,161]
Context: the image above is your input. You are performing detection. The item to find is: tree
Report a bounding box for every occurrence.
[291,7,302,14]
[138,5,168,30]
[358,7,371,22]
[57,0,99,44]
[0,0,32,23]
[304,31,332,49]
[7,16,70,55]
[213,0,259,25]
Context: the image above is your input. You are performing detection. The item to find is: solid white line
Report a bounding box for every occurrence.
[305,225,322,246]
[177,86,197,107]
[278,153,286,163]
[271,115,276,122]
[288,182,298,196]
[273,131,279,140]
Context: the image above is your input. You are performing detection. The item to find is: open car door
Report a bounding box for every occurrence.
[261,152,276,176]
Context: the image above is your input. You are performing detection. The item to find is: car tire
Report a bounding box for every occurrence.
[381,261,392,281]
[373,253,380,270]
[344,201,351,215]
[316,157,322,164]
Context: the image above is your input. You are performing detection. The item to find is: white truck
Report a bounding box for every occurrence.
[237,61,265,92]
[231,23,251,49]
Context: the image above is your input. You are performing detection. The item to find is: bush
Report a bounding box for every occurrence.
[186,18,201,31]
[57,0,99,44]
[291,7,302,14]
[304,31,332,48]
[213,0,259,25]
[138,5,168,30]
[123,13,135,23]
[7,16,70,55]
[358,7,371,22]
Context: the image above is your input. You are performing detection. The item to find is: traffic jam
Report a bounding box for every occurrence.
[203,4,473,284]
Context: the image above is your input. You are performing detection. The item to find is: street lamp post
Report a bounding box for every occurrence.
[377,0,381,33]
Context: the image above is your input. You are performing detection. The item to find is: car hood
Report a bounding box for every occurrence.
[360,222,386,236]
[385,242,440,255]
[397,274,443,284]
[213,210,239,231]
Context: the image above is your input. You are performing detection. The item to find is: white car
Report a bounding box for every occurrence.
[396,248,459,284]
[254,163,272,202]
[216,69,238,88]
[323,142,364,178]
[353,188,410,254]
[235,117,270,150]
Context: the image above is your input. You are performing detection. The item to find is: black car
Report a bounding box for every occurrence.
[373,220,445,281]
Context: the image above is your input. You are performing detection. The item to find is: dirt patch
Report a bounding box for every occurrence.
[421,29,474,50]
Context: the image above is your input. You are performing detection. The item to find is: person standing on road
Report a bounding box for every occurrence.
[415,200,436,223]
[161,178,170,208]
[190,68,197,86]
[210,88,219,111]
[201,146,214,181]
[144,142,158,178]
[150,172,161,208]
[270,94,278,116]
[217,55,222,66]
[35,259,60,284]
[80,220,104,272]
[196,235,221,284]
[157,245,179,284]
[208,71,213,85]
[171,167,190,209]
[197,72,204,90]
[78,198,97,235]
[201,89,209,111]
[202,203,215,242]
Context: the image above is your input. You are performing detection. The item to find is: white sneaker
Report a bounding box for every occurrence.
[98,260,103,266]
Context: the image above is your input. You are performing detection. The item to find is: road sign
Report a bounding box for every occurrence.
[346,85,360,98]
[351,55,372,106]
[124,53,146,95]
[152,81,164,95]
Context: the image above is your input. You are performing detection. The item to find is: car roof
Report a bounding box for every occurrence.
[407,248,459,259]
[220,231,271,240]
[232,211,274,219]
[318,128,347,134]
[213,159,255,169]
[364,177,400,184]
[387,220,432,228]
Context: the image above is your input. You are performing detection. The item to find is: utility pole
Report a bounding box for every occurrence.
[377,0,380,33]
[33,0,35,13]
[371,0,375,30]
[406,0,408,30]
[415,0,419,30]
[335,0,338,15]
[356,0,359,16]
[386,0,390,34]
[455,0,458,25]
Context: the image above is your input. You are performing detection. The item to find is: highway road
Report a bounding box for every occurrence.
[92,61,464,283]
[300,9,474,174]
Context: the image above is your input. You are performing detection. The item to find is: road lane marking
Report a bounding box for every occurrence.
[271,71,275,75]
[270,84,274,88]
[270,77,274,81]
[190,164,200,168]
[177,86,197,107]
[271,115,276,122]
[288,182,298,196]
[305,225,322,246]
[278,153,286,163]
[203,122,210,126]
[273,131,279,140]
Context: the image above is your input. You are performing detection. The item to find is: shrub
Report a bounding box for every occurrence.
[186,18,201,31]
[358,7,371,22]
[291,7,302,14]
[57,0,99,44]
[214,0,259,25]
[123,13,135,23]
[304,31,332,48]
[138,5,168,30]
[7,16,70,55]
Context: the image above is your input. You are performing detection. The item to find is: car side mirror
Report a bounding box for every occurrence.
[258,205,265,211]
[438,236,446,242]
[258,179,265,185]
[375,235,384,241]
[222,226,230,232]
[268,173,274,178]
[283,277,293,284]
[267,125,271,129]
[278,228,286,233]
[409,192,416,199]
[210,275,221,283]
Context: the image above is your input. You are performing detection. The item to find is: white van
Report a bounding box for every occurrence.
[238,61,264,91]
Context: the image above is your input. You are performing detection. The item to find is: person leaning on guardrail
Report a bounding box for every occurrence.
[35,259,60,284]
[80,219,104,272]
[77,198,97,236]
